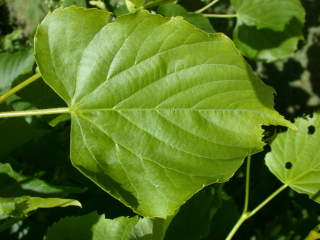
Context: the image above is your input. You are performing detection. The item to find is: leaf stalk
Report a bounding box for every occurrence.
[203,13,237,18]
[243,155,251,213]
[225,156,288,240]
[0,107,70,118]
[0,72,42,103]
[195,0,220,13]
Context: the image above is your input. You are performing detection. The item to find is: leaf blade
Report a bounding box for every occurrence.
[266,114,320,203]
[35,7,293,218]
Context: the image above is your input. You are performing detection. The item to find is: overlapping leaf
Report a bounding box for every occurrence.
[0,48,34,93]
[266,114,320,203]
[231,0,304,31]
[0,196,81,220]
[231,0,305,61]
[46,212,167,240]
[158,2,214,32]
[0,162,85,197]
[35,7,292,218]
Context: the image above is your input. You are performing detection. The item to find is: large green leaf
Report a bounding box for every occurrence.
[35,7,292,218]
[46,212,167,240]
[0,196,81,220]
[231,0,305,61]
[0,48,34,93]
[266,114,320,203]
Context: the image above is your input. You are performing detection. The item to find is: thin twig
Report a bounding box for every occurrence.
[0,107,70,118]
[0,72,42,103]
[195,0,220,14]
[203,13,237,18]
[243,155,251,213]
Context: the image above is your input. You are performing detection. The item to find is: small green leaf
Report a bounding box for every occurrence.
[126,0,144,12]
[266,114,320,203]
[231,0,305,31]
[0,163,25,181]
[0,196,81,220]
[46,212,167,240]
[49,113,71,127]
[231,0,305,61]
[0,48,34,93]
[0,162,85,197]
[158,3,214,33]
[233,19,304,62]
[35,7,292,218]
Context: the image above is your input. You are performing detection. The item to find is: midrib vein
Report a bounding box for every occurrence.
[72,108,267,113]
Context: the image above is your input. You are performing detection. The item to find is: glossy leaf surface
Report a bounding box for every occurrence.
[35,7,292,218]
[266,114,320,203]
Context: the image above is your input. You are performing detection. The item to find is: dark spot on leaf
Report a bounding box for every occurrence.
[285,162,293,170]
[308,125,316,135]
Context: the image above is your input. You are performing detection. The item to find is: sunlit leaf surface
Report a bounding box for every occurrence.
[35,7,292,218]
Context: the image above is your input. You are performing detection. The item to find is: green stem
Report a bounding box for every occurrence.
[248,184,288,218]
[203,13,237,18]
[225,155,288,240]
[0,72,42,103]
[0,107,70,118]
[225,184,288,240]
[225,213,249,240]
[243,155,251,213]
[195,0,220,14]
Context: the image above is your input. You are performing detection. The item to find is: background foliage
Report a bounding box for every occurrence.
[0,0,319,239]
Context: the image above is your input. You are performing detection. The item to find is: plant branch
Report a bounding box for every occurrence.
[225,213,249,240]
[0,107,70,118]
[0,72,42,103]
[248,184,288,218]
[203,13,237,18]
[225,158,288,240]
[195,0,220,13]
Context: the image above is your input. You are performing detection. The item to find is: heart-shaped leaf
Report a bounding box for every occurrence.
[35,7,292,218]
[266,114,320,203]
